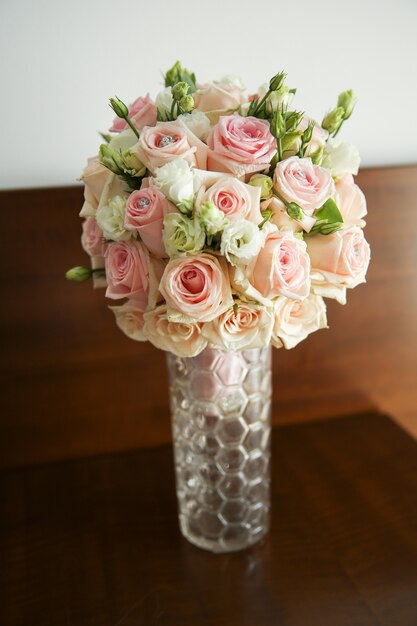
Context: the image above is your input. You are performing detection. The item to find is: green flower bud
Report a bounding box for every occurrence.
[179,95,194,113]
[99,143,124,175]
[269,71,286,92]
[121,151,146,177]
[322,107,345,134]
[65,266,92,282]
[249,174,273,200]
[172,81,189,101]
[109,97,129,119]
[199,201,226,235]
[302,121,314,144]
[165,61,182,87]
[337,89,356,120]
[287,202,304,221]
[270,109,285,139]
[284,110,303,133]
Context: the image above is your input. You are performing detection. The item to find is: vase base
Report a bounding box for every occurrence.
[179,513,270,554]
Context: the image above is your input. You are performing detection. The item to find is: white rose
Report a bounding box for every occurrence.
[96,194,131,241]
[109,300,146,341]
[143,304,207,357]
[220,220,263,265]
[177,109,211,141]
[202,300,273,351]
[322,139,360,177]
[108,128,137,152]
[154,158,195,206]
[163,213,205,257]
[155,87,174,115]
[272,294,328,349]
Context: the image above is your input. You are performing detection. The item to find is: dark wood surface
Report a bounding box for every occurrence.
[1,165,417,468]
[1,412,417,626]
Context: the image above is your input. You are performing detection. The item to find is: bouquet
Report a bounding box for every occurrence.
[67,61,370,357]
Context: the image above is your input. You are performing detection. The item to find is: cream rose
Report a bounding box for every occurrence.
[307,227,371,302]
[159,253,233,322]
[143,304,207,357]
[177,109,211,141]
[202,301,274,351]
[79,156,110,216]
[335,174,367,227]
[81,217,104,257]
[194,79,246,115]
[274,156,335,214]
[272,295,328,349]
[109,300,146,342]
[132,120,207,174]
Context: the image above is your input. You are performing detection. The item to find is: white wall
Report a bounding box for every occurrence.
[1,0,416,189]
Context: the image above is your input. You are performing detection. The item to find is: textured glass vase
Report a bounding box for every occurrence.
[167,346,272,553]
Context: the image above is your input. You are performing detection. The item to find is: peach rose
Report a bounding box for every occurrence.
[202,301,274,351]
[159,253,233,322]
[132,120,207,174]
[79,156,110,215]
[307,227,370,301]
[104,239,163,309]
[109,95,157,133]
[273,156,335,213]
[143,304,207,357]
[272,294,327,349]
[335,174,367,227]
[81,217,103,257]
[124,187,172,258]
[197,176,262,225]
[207,114,276,179]
[109,300,146,341]
[232,225,311,303]
[194,81,245,114]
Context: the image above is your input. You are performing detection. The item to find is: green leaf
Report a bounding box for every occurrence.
[314,198,343,225]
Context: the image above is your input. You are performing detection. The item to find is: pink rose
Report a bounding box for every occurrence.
[307,226,370,291]
[233,226,311,302]
[109,300,146,342]
[197,175,262,225]
[124,187,172,258]
[132,120,207,174]
[273,156,335,213]
[81,217,104,257]
[159,253,233,322]
[207,114,276,179]
[80,156,109,213]
[143,304,207,357]
[194,82,245,113]
[109,95,157,133]
[272,294,327,349]
[335,174,367,227]
[202,301,274,351]
[104,239,163,309]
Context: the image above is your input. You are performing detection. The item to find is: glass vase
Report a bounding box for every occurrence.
[167,346,272,553]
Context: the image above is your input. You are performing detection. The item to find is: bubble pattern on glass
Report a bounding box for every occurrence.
[167,346,272,553]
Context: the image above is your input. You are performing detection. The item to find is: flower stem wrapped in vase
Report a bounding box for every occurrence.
[67,61,370,553]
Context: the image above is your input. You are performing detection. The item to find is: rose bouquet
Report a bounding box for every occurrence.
[67,61,370,357]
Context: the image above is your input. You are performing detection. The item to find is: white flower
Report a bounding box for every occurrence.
[220,220,262,265]
[108,128,137,152]
[258,82,293,111]
[199,201,227,235]
[322,139,360,177]
[216,74,245,90]
[163,213,205,257]
[155,87,173,115]
[96,195,131,241]
[272,294,328,349]
[154,158,195,206]
[177,109,211,141]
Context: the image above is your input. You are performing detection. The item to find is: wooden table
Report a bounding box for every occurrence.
[1,412,417,626]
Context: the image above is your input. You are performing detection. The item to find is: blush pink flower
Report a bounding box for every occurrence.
[272,294,328,349]
[109,95,157,133]
[132,120,207,174]
[197,176,262,225]
[109,300,146,342]
[159,253,233,322]
[335,174,367,227]
[307,226,370,290]
[80,156,110,213]
[194,82,246,113]
[81,217,104,257]
[104,239,163,309]
[143,304,207,357]
[124,187,171,258]
[207,114,276,178]
[202,301,274,351]
[274,156,335,213]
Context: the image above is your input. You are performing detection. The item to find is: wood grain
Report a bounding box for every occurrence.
[1,166,417,468]
[1,413,417,626]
